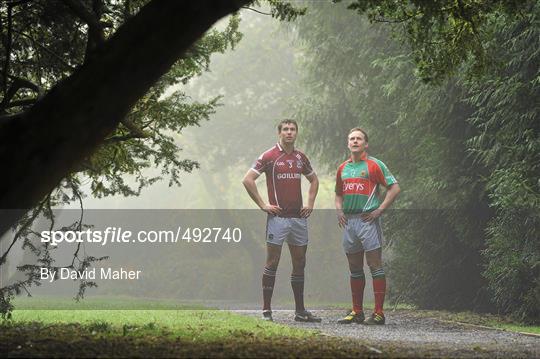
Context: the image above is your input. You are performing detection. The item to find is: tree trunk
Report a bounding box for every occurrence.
[0,0,249,237]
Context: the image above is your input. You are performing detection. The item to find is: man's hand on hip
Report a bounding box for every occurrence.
[262,204,282,216]
[361,208,383,223]
[337,210,348,228]
[300,206,313,218]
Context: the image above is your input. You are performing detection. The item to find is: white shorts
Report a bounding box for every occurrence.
[342,217,384,253]
[266,216,308,246]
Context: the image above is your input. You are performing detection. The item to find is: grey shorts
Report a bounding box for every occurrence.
[342,217,384,254]
[266,215,308,246]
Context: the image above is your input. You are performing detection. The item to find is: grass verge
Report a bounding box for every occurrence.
[2,307,375,358]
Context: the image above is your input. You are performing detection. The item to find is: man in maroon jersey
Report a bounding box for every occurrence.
[242,119,321,322]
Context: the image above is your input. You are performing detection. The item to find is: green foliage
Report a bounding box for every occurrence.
[247,0,307,22]
[464,6,540,323]
[267,0,307,21]
[343,0,536,82]
[290,0,539,322]
[483,211,540,323]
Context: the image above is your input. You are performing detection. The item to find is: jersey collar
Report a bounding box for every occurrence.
[350,152,368,162]
[276,142,294,153]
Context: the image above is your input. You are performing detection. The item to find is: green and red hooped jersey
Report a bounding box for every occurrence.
[335,153,397,214]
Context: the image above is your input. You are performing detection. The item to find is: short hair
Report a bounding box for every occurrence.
[277,119,298,132]
[348,127,368,142]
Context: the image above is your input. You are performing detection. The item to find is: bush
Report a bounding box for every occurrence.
[483,210,540,324]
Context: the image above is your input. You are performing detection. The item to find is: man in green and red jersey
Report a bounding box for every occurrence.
[335,127,400,325]
[242,119,321,323]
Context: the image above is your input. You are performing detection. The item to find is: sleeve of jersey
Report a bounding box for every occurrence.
[301,153,315,176]
[374,159,397,187]
[251,152,267,175]
[335,166,343,195]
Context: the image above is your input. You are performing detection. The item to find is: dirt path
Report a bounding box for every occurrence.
[232,309,540,358]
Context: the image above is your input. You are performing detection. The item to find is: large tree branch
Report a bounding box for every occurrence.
[0,76,43,112]
[61,0,106,44]
[0,0,250,237]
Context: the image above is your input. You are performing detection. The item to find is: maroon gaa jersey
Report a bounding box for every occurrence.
[251,143,314,218]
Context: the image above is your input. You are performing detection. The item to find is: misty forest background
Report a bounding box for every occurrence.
[0,1,538,324]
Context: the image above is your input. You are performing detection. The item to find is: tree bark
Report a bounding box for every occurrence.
[0,0,249,236]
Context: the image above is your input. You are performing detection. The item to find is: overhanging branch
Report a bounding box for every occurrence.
[0,76,43,112]
[61,0,105,44]
[0,0,250,238]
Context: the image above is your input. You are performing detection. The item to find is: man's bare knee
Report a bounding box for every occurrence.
[366,259,382,270]
[292,257,306,275]
[346,251,364,272]
[266,255,281,270]
[365,248,382,269]
[265,244,283,270]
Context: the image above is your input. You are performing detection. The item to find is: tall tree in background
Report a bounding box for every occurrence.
[291,0,539,322]
[185,9,301,208]
[466,7,540,322]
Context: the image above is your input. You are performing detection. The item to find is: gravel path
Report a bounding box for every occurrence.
[232,309,540,358]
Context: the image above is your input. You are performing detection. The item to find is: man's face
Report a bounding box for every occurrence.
[279,123,298,144]
[348,130,368,153]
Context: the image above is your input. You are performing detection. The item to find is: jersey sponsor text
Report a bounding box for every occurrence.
[342,178,370,195]
[277,173,301,180]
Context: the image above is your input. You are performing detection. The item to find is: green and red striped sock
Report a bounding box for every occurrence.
[350,270,365,313]
[371,267,386,315]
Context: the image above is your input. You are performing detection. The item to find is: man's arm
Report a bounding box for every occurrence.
[378,183,401,211]
[335,193,347,228]
[300,172,319,218]
[361,183,401,223]
[242,169,281,215]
